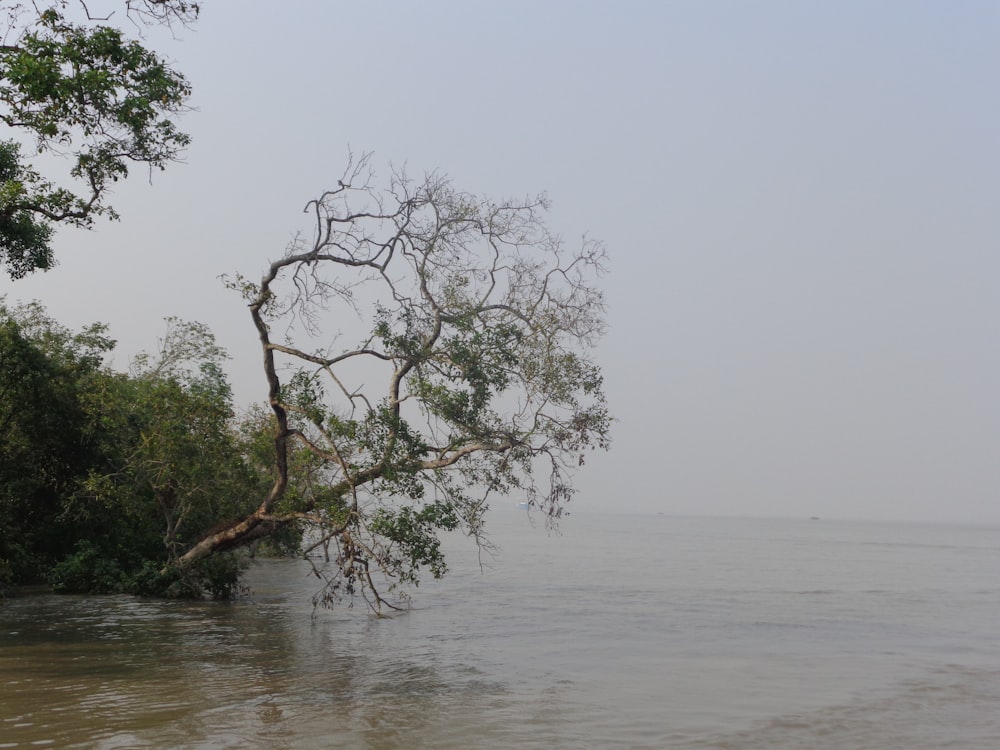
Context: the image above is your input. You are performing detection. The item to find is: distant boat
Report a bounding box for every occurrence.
[517,502,530,510]
[810,516,820,521]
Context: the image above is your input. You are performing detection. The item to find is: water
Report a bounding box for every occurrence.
[2,513,1000,748]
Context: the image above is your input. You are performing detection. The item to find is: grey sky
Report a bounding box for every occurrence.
[5,1,999,524]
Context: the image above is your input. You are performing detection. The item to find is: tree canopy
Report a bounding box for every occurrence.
[189,156,611,612]
[0,1,195,277]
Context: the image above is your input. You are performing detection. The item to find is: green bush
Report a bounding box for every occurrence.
[48,541,127,594]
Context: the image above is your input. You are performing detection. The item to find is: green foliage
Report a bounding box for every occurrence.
[200,554,248,599]
[0,2,194,277]
[369,501,460,584]
[90,319,263,568]
[47,540,127,594]
[284,370,328,427]
[47,542,246,599]
[0,300,267,598]
[0,300,111,583]
[166,552,248,600]
[0,141,54,277]
[357,403,430,468]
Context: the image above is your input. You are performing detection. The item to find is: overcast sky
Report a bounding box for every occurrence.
[5,1,999,524]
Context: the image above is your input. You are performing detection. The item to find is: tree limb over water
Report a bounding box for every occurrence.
[182,155,611,612]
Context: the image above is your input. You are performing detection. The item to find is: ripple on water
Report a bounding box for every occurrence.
[2,517,1000,748]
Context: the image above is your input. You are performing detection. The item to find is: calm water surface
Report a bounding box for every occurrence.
[2,513,1000,748]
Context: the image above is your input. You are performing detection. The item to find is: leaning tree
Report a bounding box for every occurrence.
[181,156,610,612]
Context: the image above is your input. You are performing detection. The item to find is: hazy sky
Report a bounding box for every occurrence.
[5,1,999,524]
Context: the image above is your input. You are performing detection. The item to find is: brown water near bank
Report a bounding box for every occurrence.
[3,513,1000,748]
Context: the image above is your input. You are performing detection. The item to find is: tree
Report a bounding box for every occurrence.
[0,300,265,597]
[0,1,196,278]
[65,315,265,597]
[0,298,114,585]
[182,156,611,612]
